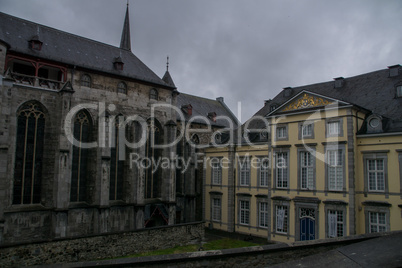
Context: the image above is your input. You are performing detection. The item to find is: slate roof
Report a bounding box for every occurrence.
[252,66,402,133]
[162,70,176,88]
[0,12,174,89]
[176,93,239,128]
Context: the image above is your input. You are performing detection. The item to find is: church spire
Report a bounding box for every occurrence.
[120,1,131,51]
[163,56,176,88]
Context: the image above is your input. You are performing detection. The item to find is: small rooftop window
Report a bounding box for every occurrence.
[388,64,400,77]
[113,57,124,71]
[208,112,217,122]
[334,77,345,88]
[29,35,43,51]
[283,87,293,97]
[181,104,193,115]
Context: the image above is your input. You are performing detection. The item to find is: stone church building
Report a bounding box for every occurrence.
[0,8,238,245]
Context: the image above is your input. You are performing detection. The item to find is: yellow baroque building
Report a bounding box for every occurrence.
[204,65,402,242]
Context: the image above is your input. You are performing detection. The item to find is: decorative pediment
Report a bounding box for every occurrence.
[281,93,333,112]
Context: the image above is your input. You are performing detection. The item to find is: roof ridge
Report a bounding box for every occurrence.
[0,12,126,52]
[179,92,220,103]
[285,68,387,90]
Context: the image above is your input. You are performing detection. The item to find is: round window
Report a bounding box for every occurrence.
[369,118,380,128]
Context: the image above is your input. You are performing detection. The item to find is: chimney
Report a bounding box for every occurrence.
[333,77,345,88]
[264,99,272,105]
[388,65,401,77]
[283,87,293,97]
[216,97,224,103]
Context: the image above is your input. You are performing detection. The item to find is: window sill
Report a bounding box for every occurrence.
[327,190,346,193]
[68,202,91,209]
[5,204,51,213]
[273,231,288,236]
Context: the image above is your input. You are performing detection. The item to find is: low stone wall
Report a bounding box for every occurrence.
[48,231,392,268]
[0,222,204,267]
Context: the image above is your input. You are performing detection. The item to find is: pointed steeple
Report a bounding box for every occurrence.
[120,1,131,51]
[162,56,176,88]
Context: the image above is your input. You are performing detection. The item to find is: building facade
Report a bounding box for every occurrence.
[204,66,402,242]
[0,10,238,245]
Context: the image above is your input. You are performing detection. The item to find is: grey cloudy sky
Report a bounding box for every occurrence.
[1,0,401,122]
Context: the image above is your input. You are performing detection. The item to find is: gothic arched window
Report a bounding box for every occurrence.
[81,74,91,87]
[145,119,163,199]
[110,115,125,201]
[70,110,92,202]
[13,102,45,204]
[175,136,183,194]
[117,82,127,94]
[150,88,158,100]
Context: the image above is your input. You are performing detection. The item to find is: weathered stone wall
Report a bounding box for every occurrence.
[0,221,204,267]
[46,231,390,268]
[0,61,182,245]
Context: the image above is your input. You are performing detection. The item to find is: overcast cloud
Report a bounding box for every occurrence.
[1,0,401,122]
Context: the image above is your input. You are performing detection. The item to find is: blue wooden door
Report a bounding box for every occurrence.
[300,217,315,241]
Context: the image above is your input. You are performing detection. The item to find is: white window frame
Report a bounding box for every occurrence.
[367,159,385,192]
[276,152,288,189]
[239,157,250,186]
[259,158,269,187]
[300,151,314,190]
[212,197,222,222]
[276,126,287,139]
[369,211,387,233]
[328,150,343,191]
[327,210,344,238]
[240,200,250,225]
[211,158,222,185]
[326,118,344,137]
[259,202,269,228]
[328,121,340,135]
[302,123,313,137]
[275,205,288,234]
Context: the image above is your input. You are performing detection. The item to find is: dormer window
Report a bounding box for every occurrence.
[396,85,402,98]
[260,130,268,141]
[181,104,193,115]
[29,35,43,51]
[283,87,293,97]
[208,112,217,122]
[113,57,124,70]
[117,81,127,94]
[334,77,345,88]
[367,114,383,134]
[270,105,277,112]
[388,65,400,77]
[150,88,158,100]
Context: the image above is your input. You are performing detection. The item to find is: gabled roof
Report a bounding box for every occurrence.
[267,90,353,116]
[0,12,174,89]
[176,93,239,128]
[253,66,402,132]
